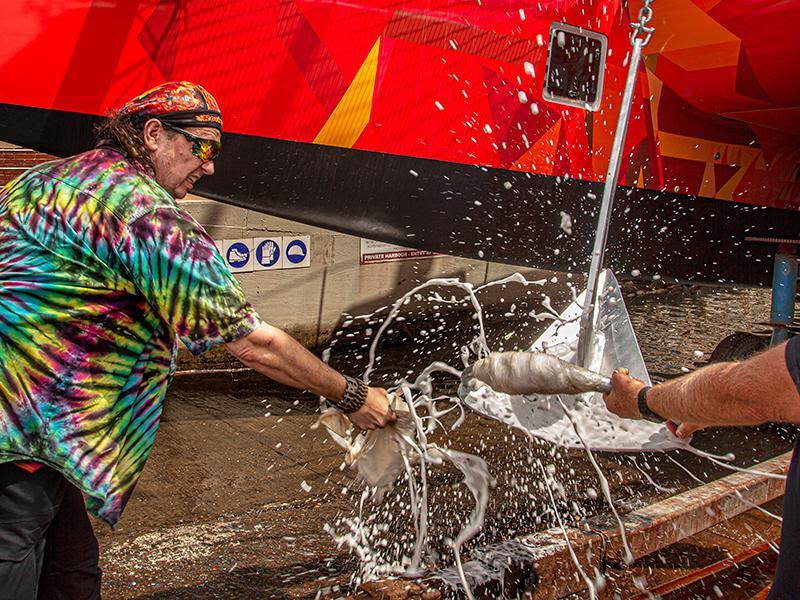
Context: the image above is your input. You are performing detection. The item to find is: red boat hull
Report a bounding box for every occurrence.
[1,1,798,284]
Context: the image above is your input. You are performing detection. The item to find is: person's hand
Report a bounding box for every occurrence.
[666,420,701,440]
[347,387,397,430]
[603,368,646,419]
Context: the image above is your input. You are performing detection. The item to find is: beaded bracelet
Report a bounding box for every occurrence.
[331,375,368,413]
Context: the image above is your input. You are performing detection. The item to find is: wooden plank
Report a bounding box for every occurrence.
[352,451,791,599]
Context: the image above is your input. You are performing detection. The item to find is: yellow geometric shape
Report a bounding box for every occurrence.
[699,161,716,198]
[716,154,757,200]
[314,38,381,148]
[513,119,562,176]
[658,132,759,166]
[636,167,645,188]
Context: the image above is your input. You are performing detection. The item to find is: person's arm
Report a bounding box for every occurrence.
[225,323,396,430]
[603,342,800,435]
[115,206,395,431]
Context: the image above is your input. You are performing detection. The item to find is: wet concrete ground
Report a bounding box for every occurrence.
[93,281,794,598]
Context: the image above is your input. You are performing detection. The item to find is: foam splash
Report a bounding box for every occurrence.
[319,272,744,597]
[324,275,545,594]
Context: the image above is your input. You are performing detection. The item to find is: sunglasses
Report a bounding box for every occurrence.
[161,122,221,162]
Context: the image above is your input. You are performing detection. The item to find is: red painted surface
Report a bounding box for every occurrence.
[0,1,798,209]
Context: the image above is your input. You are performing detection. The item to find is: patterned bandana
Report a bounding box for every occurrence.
[117,81,223,131]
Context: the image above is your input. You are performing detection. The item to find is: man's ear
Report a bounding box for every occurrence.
[142,119,163,152]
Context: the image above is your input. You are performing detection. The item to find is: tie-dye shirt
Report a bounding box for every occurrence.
[0,147,262,526]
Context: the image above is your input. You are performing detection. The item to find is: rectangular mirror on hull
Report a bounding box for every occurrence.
[543,22,607,111]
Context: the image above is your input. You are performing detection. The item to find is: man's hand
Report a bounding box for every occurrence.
[347,387,397,430]
[603,368,646,419]
[665,420,701,440]
[605,369,699,440]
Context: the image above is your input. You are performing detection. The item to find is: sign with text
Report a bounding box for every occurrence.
[360,238,439,264]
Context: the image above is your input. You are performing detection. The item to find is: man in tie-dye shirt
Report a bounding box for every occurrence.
[0,82,395,599]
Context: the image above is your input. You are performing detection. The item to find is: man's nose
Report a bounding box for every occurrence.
[201,161,215,175]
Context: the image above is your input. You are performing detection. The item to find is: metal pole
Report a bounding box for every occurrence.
[769,248,798,346]
[576,38,645,367]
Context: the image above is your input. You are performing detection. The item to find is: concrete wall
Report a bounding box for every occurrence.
[178,195,553,368]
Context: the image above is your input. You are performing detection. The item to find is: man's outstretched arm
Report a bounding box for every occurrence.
[604,341,800,433]
[225,323,396,430]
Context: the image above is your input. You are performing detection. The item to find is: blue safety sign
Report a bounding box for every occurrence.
[285,239,308,265]
[226,242,250,269]
[255,238,281,268]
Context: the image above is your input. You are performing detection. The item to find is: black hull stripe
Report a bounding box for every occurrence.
[2,103,797,286]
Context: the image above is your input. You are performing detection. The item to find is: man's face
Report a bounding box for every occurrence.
[149,123,220,198]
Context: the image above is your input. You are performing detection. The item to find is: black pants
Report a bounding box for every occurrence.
[0,463,101,600]
[769,437,800,599]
